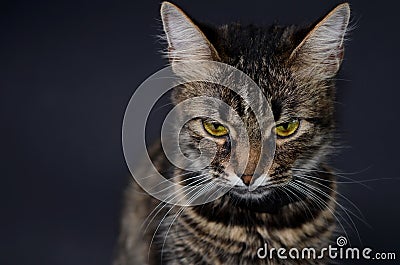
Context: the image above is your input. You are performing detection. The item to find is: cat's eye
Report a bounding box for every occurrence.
[275,119,300,138]
[203,120,229,137]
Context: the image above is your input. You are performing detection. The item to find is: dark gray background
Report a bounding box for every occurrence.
[1,0,399,264]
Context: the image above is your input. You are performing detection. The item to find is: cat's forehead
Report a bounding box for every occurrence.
[211,24,298,66]
[201,23,299,94]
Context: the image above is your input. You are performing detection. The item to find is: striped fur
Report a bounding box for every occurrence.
[114,2,350,265]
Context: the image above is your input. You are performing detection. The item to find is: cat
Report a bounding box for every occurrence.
[114,2,351,265]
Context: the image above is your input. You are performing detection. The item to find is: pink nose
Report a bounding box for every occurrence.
[241,175,252,186]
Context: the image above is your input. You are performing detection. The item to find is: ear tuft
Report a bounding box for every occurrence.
[160,2,219,63]
[290,3,351,79]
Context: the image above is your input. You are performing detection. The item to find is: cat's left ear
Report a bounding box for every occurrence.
[160,2,220,64]
[289,3,350,79]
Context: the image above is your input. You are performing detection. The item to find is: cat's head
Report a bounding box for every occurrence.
[159,2,350,205]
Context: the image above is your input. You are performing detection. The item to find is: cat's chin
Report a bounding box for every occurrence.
[227,185,274,204]
[226,184,305,213]
[229,185,273,197]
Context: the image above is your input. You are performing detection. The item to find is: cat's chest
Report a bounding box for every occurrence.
[161,204,334,265]
[163,210,277,261]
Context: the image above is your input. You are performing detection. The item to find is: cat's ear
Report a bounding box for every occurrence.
[289,3,350,79]
[160,2,220,64]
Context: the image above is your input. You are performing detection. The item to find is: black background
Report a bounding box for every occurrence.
[2,0,400,264]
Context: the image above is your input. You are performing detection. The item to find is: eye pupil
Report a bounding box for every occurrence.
[213,123,222,129]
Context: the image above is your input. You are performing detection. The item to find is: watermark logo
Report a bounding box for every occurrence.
[336,236,348,247]
[122,61,276,206]
[257,236,396,261]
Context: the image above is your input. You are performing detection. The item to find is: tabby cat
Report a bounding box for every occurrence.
[115,2,351,264]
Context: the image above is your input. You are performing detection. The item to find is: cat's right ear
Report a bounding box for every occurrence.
[160,2,220,65]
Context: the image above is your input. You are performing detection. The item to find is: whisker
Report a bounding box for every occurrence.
[289,181,351,243]
[147,177,212,261]
[294,180,363,245]
[295,174,367,221]
[278,185,316,221]
[160,179,217,263]
[143,175,208,235]
[147,173,208,195]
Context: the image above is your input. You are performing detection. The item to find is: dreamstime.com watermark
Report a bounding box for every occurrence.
[257,236,396,261]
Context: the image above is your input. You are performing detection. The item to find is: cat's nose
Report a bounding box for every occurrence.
[241,175,253,186]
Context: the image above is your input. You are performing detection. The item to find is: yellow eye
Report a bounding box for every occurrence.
[275,119,300,137]
[203,120,228,137]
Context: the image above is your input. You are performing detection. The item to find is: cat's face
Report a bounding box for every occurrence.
[160,2,350,204]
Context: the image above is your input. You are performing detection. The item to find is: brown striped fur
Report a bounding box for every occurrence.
[114,2,351,265]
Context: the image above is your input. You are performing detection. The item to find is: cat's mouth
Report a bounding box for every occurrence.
[225,181,305,213]
[228,175,291,194]
[229,184,274,197]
